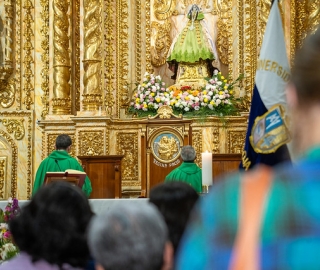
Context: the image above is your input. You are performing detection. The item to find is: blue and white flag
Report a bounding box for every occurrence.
[240,2,291,170]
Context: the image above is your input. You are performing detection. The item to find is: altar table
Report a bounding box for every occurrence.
[0,199,149,216]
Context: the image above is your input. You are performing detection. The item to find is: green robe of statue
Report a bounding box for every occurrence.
[33,150,92,197]
[165,162,202,193]
[167,12,215,64]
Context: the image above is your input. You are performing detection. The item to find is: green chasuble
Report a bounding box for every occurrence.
[33,150,92,197]
[165,162,202,193]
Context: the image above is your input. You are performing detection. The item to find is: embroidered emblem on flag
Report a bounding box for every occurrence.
[250,104,290,154]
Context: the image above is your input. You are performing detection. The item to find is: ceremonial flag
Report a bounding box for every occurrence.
[240,1,291,170]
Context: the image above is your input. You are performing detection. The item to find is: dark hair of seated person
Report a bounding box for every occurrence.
[149,181,199,254]
[9,181,94,268]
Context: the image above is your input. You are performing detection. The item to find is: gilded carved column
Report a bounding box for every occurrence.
[52,0,71,114]
[82,0,103,111]
[0,0,15,108]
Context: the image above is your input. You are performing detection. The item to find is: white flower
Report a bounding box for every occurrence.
[217,81,222,85]
[208,91,213,96]
[7,198,12,204]
[154,104,159,109]
[156,75,161,80]
[216,99,222,105]
[0,224,8,230]
[144,72,149,76]
[214,70,218,75]
[194,97,200,102]
[0,243,16,260]
[219,95,224,99]
[181,101,187,107]
[143,77,147,82]
[184,107,190,111]
[208,104,214,110]
[194,106,200,111]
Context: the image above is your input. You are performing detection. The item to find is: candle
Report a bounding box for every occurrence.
[202,151,213,186]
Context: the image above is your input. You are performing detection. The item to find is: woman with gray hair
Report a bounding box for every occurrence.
[88,203,173,270]
[165,145,202,192]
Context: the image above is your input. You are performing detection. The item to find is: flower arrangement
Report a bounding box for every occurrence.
[0,198,20,263]
[128,72,169,117]
[129,71,243,118]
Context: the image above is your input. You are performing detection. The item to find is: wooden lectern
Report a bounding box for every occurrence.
[78,155,124,199]
[44,170,86,189]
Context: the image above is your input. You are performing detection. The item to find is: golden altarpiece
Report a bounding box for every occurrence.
[0,0,319,199]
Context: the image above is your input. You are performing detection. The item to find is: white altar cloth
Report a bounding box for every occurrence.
[0,199,149,215]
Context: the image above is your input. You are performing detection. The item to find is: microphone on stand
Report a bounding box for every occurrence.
[55,159,62,172]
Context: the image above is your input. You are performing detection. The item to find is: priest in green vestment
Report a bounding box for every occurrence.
[165,145,202,193]
[33,134,92,197]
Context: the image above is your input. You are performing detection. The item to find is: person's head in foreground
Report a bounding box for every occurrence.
[176,27,320,270]
[7,181,93,269]
[149,181,199,255]
[287,26,320,156]
[88,203,173,270]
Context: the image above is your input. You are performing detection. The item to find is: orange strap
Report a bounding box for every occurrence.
[229,165,273,270]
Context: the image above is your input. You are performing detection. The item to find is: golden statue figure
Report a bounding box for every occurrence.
[158,136,178,160]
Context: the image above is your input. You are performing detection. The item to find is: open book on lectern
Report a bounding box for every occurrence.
[44,169,86,189]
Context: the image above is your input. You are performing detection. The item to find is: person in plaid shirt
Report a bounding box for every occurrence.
[176,25,320,270]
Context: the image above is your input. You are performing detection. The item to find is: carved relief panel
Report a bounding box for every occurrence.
[116,132,139,185]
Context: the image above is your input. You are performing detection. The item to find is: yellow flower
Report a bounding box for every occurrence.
[136,98,140,102]
[155,97,161,103]
[219,91,224,95]
[210,101,214,105]
[185,96,190,101]
[204,98,208,103]
[221,76,225,80]
[143,104,148,108]
[170,100,176,106]
[224,86,227,89]
[150,92,155,96]
[142,83,146,87]
[224,80,227,83]
[203,90,207,95]
[229,90,233,95]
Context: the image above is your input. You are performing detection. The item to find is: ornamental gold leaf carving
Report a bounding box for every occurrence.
[1,119,25,140]
[151,20,172,67]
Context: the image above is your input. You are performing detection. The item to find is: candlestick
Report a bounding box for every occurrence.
[202,151,212,186]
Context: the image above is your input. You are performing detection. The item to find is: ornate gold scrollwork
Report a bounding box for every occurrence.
[40,0,49,118]
[1,119,25,140]
[148,105,182,119]
[0,130,17,198]
[52,0,71,114]
[23,0,34,110]
[154,0,176,20]
[0,0,15,108]
[227,130,246,153]
[79,131,104,155]
[257,0,271,56]
[307,0,320,34]
[104,0,115,115]
[192,130,202,167]
[151,20,172,67]
[117,132,138,181]
[83,0,103,111]
[0,159,5,198]
[216,0,231,65]
[117,0,130,110]
[212,127,219,153]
